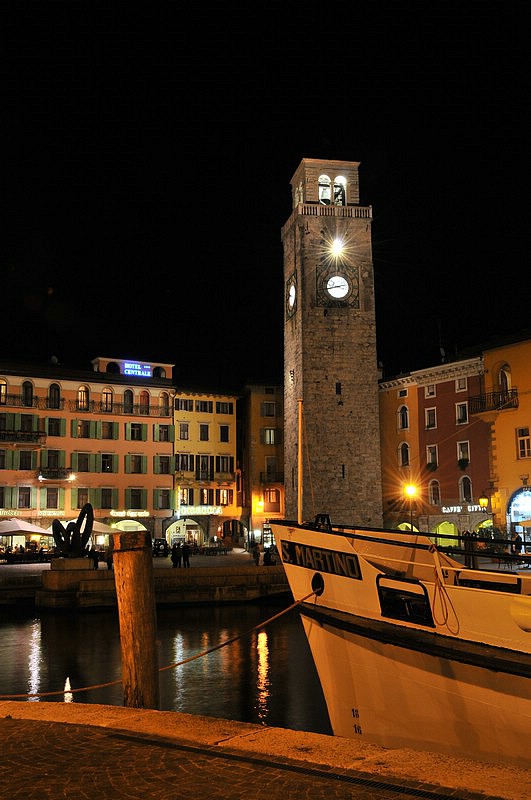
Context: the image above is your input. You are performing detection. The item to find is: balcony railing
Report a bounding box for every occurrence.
[469,389,519,414]
[68,400,171,417]
[1,394,65,410]
[0,430,46,445]
[37,467,73,480]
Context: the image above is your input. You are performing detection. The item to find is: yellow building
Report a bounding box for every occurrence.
[238,383,284,548]
[469,335,531,547]
[169,387,242,548]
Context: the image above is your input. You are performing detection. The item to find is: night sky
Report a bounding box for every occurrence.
[4,2,529,389]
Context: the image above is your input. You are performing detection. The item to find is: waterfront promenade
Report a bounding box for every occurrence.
[0,700,528,800]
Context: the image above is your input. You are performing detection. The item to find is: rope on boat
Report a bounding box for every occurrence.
[0,590,318,701]
[429,544,460,634]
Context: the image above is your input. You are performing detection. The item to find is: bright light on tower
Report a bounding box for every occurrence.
[330,238,344,257]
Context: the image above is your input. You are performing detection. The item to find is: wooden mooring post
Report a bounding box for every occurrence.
[112,531,159,709]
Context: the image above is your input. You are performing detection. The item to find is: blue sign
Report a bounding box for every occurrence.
[123,361,153,378]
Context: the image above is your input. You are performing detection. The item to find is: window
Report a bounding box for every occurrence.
[0,380,6,405]
[217,488,232,506]
[159,392,170,415]
[0,450,5,470]
[101,453,114,473]
[216,455,232,474]
[46,488,59,509]
[427,445,438,467]
[200,488,214,505]
[139,390,150,414]
[176,453,194,471]
[318,174,331,205]
[216,401,233,414]
[123,390,134,414]
[264,488,280,512]
[197,454,210,480]
[219,425,229,443]
[101,388,113,412]
[199,424,209,441]
[77,453,90,472]
[398,388,408,398]
[76,488,89,508]
[261,402,277,417]
[195,400,213,413]
[158,424,170,442]
[77,420,90,438]
[399,443,410,467]
[424,384,436,398]
[425,408,436,429]
[398,405,409,430]
[47,450,60,469]
[129,489,143,509]
[20,414,33,432]
[179,422,189,440]
[47,418,61,436]
[157,456,171,474]
[457,441,470,462]
[333,175,346,206]
[48,383,61,409]
[175,398,193,411]
[456,377,467,392]
[130,423,142,441]
[18,487,31,508]
[460,476,472,502]
[19,450,32,470]
[101,488,113,509]
[77,386,90,411]
[101,421,114,439]
[456,402,468,424]
[517,428,531,459]
[261,428,281,445]
[22,381,34,407]
[157,489,171,509]
[130,455,143,473]
[428,480,441,505]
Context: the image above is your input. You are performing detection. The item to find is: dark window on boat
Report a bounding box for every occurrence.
[377,576,435,627]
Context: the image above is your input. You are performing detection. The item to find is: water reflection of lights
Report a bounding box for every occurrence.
[27,620,41,702]
[63,676,73,703]
[256,630,271,722]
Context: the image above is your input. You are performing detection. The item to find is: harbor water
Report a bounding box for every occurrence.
[0,600,333,736]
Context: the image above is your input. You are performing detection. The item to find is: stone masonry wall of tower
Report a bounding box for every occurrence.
[282,159,383,526]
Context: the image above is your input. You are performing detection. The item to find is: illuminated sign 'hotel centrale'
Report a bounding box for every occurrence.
[122,361,153,378]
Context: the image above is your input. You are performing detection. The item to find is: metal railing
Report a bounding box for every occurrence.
[469,389,519,414]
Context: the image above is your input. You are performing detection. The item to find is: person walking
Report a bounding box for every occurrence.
[171,542,182,568]
[182,541,191,568]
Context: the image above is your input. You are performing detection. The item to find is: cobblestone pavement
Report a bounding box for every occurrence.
[0,716,497,800]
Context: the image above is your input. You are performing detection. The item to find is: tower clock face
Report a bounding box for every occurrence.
[326,274,350,299]
[285,275,297,317]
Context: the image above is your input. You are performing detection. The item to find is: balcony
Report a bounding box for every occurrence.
[260,472,284,484]
[0,430,46,446]
[215,472,235,483]
[469,389,519,414]
[37,467,74,481]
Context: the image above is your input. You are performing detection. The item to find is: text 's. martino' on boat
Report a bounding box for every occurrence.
[269,513,531,768]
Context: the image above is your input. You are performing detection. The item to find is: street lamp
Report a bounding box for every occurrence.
[404,483,417,532]
[478,493,489,513]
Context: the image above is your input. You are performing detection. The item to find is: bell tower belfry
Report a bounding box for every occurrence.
[281,158,383,525]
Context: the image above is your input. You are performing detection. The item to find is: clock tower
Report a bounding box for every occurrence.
[282,158,383,525]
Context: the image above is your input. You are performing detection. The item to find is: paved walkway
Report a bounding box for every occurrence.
[1,702,526,800]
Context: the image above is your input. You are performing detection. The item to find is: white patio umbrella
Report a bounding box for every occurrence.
[45,519,116,534]
[0,518,50,535]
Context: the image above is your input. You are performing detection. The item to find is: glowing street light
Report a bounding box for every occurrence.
[404,483,417,532]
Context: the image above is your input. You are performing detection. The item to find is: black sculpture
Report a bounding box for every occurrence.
[52,503,94,558]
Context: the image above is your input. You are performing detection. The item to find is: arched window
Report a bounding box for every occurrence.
[333,175,346,205]
[499,363,511,392]
[22,381,34,407]
[0,380,7,405]
[123,390,134,414]
[399,442,410,467]
[318,174,331,205]
[139,390,150,414]
[48,383,61,409]
[101,387,113,412]
[459,476,472,503]
[398,405,409,430]
[77,385,90,411]
[159,392,170,415]
[428,480,441,505]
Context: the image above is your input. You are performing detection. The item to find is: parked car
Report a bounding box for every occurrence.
[152,539,169,557]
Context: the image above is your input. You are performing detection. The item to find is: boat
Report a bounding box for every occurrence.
[269,513,531,767]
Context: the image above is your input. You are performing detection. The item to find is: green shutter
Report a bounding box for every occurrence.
[125,455,131,474]
[141,455,147,474]
[154,455,160,474]
[60,418,67,436]
[153,424,160,442]
[125,423,131,441]
[71,419,78,438]
[58,488,65,510]
[141,423,147,441]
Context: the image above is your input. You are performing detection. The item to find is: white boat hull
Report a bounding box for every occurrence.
[301,610,530,767]
[272,518,531,767]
